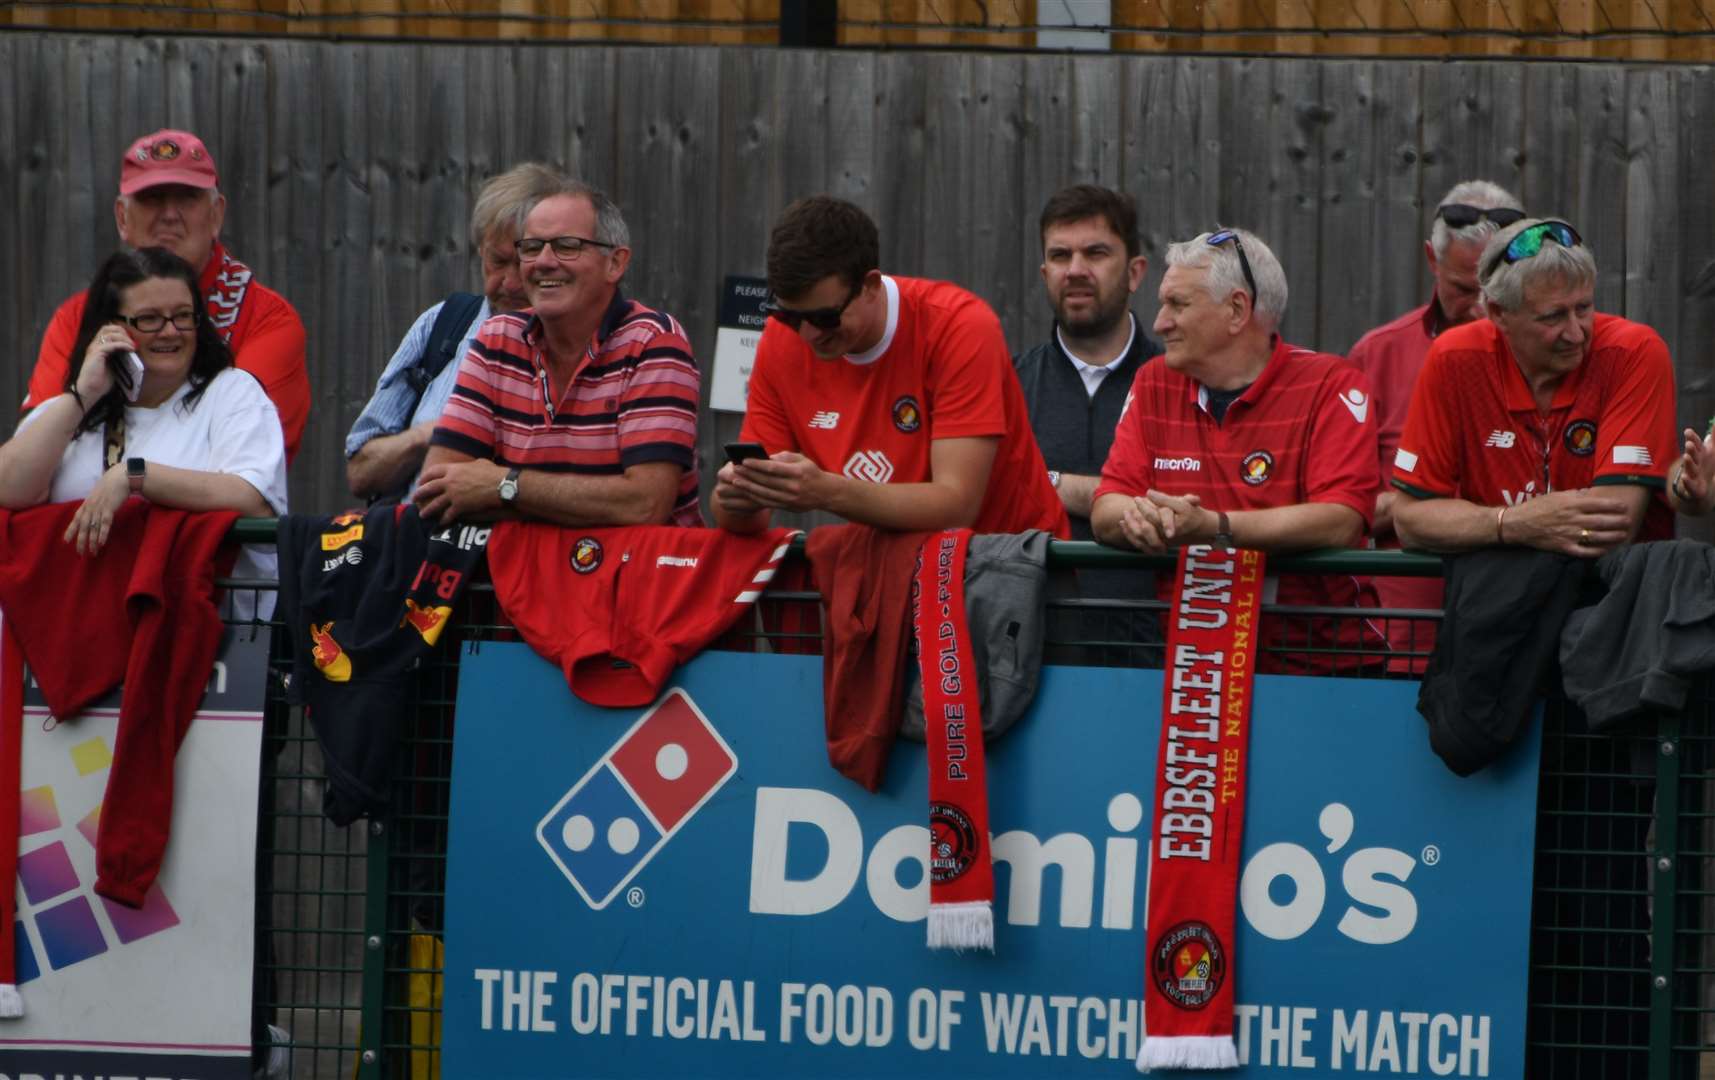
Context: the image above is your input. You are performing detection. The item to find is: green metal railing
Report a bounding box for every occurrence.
[220,521,1703,1079]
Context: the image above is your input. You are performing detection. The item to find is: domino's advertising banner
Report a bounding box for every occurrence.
[0,626,265,1080]
[445,644,1539,1078]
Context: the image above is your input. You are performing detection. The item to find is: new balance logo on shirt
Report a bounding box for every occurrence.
[1613,445,1654,466]
[1484,430,1517,449]
[808,411,840,430]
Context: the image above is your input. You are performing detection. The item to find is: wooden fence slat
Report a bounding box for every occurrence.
[0,37,21,411]
[872,52,928,280]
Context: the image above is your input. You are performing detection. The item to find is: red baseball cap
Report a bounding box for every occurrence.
[119,129,219,195]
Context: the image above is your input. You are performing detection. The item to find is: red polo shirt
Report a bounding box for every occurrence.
[1393,314,1675,541]
[1096,338,1383,672]
[1347,298,1449,670]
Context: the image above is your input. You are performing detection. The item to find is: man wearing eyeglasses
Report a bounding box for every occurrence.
[19,128,310,463]
[412,177,701,527]
[1346,180,1523,669]
[1090,227,1383,672]
[712,195,1067,537]
[344,163,561,502]
[1392,217,1677,554]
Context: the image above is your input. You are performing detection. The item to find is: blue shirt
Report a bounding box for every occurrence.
[344,296,493,462]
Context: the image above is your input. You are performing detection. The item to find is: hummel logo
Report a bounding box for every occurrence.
[1484,430,1517,449]
[1338,388,1369,424]
[809,411,840,430]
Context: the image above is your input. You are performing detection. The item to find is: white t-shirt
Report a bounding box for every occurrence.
[20,368,288,615]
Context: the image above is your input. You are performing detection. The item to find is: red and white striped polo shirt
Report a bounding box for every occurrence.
[431,290,702,527]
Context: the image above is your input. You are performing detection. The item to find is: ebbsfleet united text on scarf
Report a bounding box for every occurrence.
[913,529,996,951]
[1138,544,1265,1071]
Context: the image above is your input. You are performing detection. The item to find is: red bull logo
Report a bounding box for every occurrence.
[401,600,453,647]
[309,622,352,682]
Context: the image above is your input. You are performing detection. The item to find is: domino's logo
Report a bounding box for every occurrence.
[536,689,737,909]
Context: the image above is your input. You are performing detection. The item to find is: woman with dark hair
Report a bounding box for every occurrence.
[0,247,286,579]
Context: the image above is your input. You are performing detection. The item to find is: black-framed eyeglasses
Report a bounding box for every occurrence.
[1206,229,1258,303]
[1437,203,1527,230]
[1481,219,1583,279]
[762,283,861,332]
[120,310,199,333]
[517,234,616,260]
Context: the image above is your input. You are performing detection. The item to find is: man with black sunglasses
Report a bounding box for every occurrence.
[1346,179,1522,669]
[1392,217,1677,555]
[713,196,1068,538]
[1090,227,1384,673]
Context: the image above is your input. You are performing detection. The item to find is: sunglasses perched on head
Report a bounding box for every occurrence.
[1205,229,1258,302]
[1482,220,1583,278]
[1436,204,1527,230]
[762,283,860,332]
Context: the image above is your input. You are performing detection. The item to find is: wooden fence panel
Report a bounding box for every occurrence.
[1,36,1712,523]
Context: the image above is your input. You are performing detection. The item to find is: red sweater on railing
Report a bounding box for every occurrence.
[0,500,236,913]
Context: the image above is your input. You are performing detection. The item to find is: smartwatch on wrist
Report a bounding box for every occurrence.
[126,457,146,495]
[497,467,522,505]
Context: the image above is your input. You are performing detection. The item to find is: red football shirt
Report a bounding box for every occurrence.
[1095,338,1382,672]
[741,276,1068,538]
[1392,314,1676,541]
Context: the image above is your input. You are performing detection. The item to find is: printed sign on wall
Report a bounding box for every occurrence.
[445,645,1539,1078]
[0,628,267,1080]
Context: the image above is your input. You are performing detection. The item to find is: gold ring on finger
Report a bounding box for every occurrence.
[1580,528,1589,542]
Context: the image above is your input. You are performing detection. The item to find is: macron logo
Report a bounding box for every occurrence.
[537,690,737,910]
[1484,430,1516,449]
[656,555,699,569]
[809,411,840,430]
[1154,456,1202,472]
[1338,388,1369,424]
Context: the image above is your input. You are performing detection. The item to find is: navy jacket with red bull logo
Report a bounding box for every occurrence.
[277,504,488,825]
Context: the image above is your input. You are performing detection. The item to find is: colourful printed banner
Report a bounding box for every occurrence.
[445,644,1540,1078]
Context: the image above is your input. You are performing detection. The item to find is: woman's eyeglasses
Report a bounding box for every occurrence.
[121,310,199,333]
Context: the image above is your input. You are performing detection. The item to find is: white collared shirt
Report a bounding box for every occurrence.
[1055,313,1137,398]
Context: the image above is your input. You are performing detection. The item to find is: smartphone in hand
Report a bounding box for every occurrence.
[105,348,145,403]
[724,442,768,466]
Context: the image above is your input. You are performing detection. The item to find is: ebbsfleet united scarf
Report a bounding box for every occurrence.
[1138,544,1266,1071]
[913,530,995,951]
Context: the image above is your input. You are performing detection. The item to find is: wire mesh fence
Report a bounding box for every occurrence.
[227,544,1708,1078]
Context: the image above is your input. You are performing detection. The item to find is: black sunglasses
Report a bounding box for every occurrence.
[1206,229,1257,303]
[762,283,861,332]
[1437,203,1527,230]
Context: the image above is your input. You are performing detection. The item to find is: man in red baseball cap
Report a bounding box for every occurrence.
[19,128,310,462]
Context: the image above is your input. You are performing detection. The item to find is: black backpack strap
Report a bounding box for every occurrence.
[405,292,486,395]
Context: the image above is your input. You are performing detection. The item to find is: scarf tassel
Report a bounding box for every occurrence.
[926,900,994,952]
[1136,1034,1239,1072]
